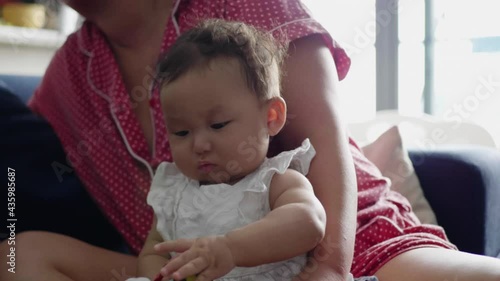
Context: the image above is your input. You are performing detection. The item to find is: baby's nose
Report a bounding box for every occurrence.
[193,133,211,154]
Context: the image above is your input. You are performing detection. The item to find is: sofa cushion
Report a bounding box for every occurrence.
[409,146,500,257]
[0,74,41,103]
[0,84,129,253]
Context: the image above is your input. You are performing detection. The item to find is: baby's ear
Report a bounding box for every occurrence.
[266,97,287,137]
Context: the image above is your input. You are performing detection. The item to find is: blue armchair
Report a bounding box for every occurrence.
[1,74,499,258]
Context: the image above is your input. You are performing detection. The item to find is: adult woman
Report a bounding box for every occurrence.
[1,0,499,280]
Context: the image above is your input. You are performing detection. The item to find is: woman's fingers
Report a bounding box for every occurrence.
[155,239,193,254]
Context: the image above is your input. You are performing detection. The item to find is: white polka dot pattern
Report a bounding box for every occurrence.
[28,0,456,275]
[347,138,456,276]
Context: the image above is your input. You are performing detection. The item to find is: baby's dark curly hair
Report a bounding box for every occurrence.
[157,19,287,101]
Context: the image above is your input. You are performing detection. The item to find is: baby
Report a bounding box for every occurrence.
[131,19,327,281]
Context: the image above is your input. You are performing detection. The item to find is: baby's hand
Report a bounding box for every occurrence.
[154,236,235,281]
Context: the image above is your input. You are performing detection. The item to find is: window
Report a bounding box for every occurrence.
[303,0,377,123]
[306,0,500,146]
[400,0,500,146]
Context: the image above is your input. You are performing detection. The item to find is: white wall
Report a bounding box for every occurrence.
[0,44,56,76]
[0,5,78,76]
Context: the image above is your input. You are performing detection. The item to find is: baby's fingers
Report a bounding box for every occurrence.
[161,250,197,278]
[155,239,193,254]
[162,257,208,280]
[170,257,208,280]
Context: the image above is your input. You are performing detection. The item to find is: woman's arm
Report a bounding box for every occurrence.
[137,216,170,279]
[277,34,358,281]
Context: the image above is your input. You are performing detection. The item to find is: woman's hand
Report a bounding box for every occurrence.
[291,261,348,281]
[154,236,235,281]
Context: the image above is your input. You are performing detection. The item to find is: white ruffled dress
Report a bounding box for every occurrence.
[146,139,316,281]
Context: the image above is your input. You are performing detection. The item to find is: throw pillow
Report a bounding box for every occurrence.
[361,125,438,225]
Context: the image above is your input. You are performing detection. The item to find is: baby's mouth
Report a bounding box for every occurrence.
[198,162,216,173]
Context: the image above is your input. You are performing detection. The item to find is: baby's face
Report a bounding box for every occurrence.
[161,58,270,185]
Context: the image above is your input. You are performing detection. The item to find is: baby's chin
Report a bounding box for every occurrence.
[195,174,244,186]
[182,165,260,186]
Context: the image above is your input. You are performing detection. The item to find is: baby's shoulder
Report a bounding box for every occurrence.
[270,168,311,188]
[268,168,313,196]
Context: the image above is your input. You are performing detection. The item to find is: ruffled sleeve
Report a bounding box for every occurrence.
[250,138,316,194]
[270,138,315,174]
[147,162,187,241]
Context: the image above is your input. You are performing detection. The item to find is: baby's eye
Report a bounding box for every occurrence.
[173,130,189,137]
[211,121,230,130]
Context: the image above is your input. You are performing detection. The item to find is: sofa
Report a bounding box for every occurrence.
[1,74,499,259]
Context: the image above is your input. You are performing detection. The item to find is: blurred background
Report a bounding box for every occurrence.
[0,0,79,74]
[304,0,500,147]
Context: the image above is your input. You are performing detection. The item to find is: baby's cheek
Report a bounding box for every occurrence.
[171,152,194,177]
[224,160,243,175]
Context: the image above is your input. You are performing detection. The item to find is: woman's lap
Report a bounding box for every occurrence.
[355,191,500,279]
[0,231,137,281]
[352,223,456,276]
[0,86,127,252]
[374,247,500,281]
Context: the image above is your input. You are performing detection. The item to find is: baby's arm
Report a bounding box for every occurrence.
[155,169,326,280]
[137,215,171,279]
[226,168,327,266]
